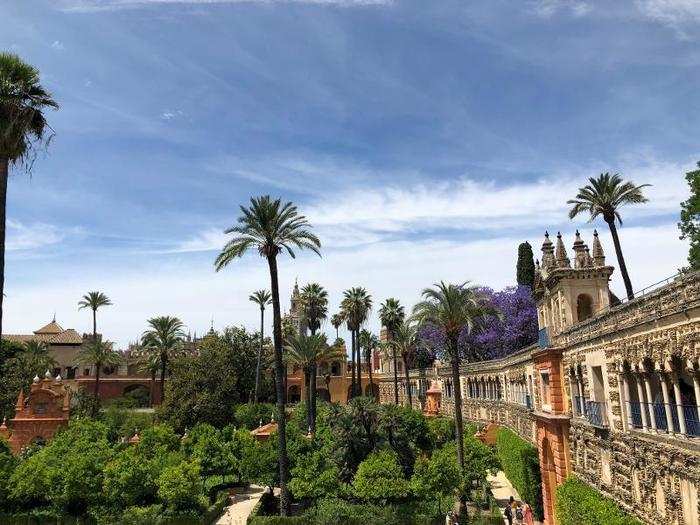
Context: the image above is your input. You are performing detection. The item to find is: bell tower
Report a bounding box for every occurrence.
[533,230,614,337]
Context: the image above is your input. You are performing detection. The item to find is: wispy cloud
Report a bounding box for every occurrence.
[7,220,64,251]
[636,0,700,38]
[51,40,65,50]
[59,0,394,13]
[531,0,591,18]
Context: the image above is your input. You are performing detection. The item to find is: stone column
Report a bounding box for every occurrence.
[693,373,700,425]
[572,375,582,416]
[643,374,657,431]
[635,374,649,430]
[671,373,687,436]
[576,374,584,414]
[659,372,673,433]
[618,371,629,430]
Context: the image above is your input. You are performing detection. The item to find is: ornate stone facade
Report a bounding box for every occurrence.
[377,232,700,525]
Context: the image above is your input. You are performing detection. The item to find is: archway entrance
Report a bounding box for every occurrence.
[123,384,150,407]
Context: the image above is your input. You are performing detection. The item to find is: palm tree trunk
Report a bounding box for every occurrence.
[150,370,156,407]
[94,361,101,396]
[607,219,634,300]
[403,355,412,408]
[350,330,356,399]
[356,330,362,396]
[92,309,97,342]
[304,368,311,428]
[310,363,317,432]
[367,353,375,400]
[266,254,290,516]
[254,307,264,403]
[392,346,399,405]
[0,158,8,347]
[159,353,167,404]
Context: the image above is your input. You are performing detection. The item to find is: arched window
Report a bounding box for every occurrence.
[577,294,593,322]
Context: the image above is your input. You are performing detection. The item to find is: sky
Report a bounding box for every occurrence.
[1,0,698,348]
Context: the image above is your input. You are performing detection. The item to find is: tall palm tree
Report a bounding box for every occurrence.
[340,287,372,398]
[389,320,418,408]
[299,282,328,429]
[567,172,650,300]
[331,313,343,341]
[358,329,379,399]
[412,282,499,488]
[214,195,320,516]
[249,289,272,403]
[141,316,185,405]
[379,298,405,404]
[136,349,160,408]
[78,291,112,342]
[0,53,58,343]
[76,339,122,411]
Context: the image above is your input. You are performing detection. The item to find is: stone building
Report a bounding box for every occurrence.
[378,231,700,525]
[0,370,70,454]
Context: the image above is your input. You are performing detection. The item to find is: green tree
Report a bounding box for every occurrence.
[679,163,700,270]
[358,329,379,399]
[77,291,112,343]
[379,298,405,404]
[567,173,650,300]
[387,321,418,408]
[299,282,328,430]
[141,316,185,404]
[411,442,463,514]
[412,281,499,515]
[157,460,205,513]
[249,289,272,403]
[352,450,409,503]
[341,287,372,398]
[0,340,55,420]
[0,53,58,342]
[76,339,121,405]
[214,195,321,515]
[516,242,535,287]
[331,313,343,341]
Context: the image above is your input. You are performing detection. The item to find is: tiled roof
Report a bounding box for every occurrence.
[34,321,64,335]
[47,329,83,345]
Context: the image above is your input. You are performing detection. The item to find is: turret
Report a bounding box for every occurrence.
[555,232,571,269]
[541,232,555,273]
[591,229,606,267]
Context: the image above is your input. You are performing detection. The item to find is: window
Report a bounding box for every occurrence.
[34,402,48,415]
[84,368,90,376]
[577,294,593,322]
[331,362,341,376]
[66,367,76,380]
[540,371,551,411]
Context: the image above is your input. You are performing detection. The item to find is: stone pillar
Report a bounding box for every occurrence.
[671,373,687,436]
[635,374,649,430]
[621,372,633,429]
[692,372,700,425]
[659,372,673,433]
[643,374,657,431]
[617,370,629,430]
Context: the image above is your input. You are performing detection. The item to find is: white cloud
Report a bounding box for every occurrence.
[60,0,393,12]
[6,220,64,251]
[531,0,591,18]
[4,221,687,349]
[636,0,700,38]
[51,40,65,50]
[161,109,184,120]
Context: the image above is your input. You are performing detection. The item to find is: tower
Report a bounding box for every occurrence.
[533,231,614,338]
[288,279,308,336]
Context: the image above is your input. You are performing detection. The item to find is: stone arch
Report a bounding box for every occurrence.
[287,385,301,403]
[316,388,330,402]
[576,293,593,322]
[123,384,150,407]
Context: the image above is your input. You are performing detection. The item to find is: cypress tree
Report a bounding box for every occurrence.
[679,163,700,270]
[516,242,535,287]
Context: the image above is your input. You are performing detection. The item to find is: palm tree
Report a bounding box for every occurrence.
[0,53,58,343]
[136,349,160,407]
[340,287,372,398]
[214,195,320,516]
[299,282,328,429]
[389,321,418,408]
[412,282,499,488]
[76,339,122,412]
[141,316,185,405]
[24,340,48,359]
[78,291,112,342]
[567,172,650,300]
[379,298,405,404]
[331,313,343,340]
[358,329,379,399]
[249,289,272,403]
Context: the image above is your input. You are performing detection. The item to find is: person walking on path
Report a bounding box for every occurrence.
[504,496,514,525]
[522,502,534,525]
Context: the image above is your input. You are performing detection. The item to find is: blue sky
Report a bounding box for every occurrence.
[2,0,698,347]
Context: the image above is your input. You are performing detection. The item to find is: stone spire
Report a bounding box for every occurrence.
[15,390,24,412]
[555,232,571,268]
[591,229,605,266]
[541,232,555,272]
[572,230,590,269]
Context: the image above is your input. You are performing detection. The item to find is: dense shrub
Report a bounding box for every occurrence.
[352,450,410,503]
[495,427,542,520]
[235,403,277,430]
[555,477,641,525]
[157,460,206,512]
[426,416,454,448]
[411,442,462,513]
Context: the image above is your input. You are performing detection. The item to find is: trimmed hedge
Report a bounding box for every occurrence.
[555,477,641,525]
[494,427,543,520]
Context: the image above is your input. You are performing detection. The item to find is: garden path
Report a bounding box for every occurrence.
[215,484,268,525]
[487,471,543,525]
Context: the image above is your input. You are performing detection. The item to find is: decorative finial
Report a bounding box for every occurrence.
[55,374,62,382]
[541,232,555,272]
[572,230,589,269]
[555,232,571,269]
[270,412,275,423]
[591,229,605,266]
[44,369,52,379]
[33,375,40,383]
